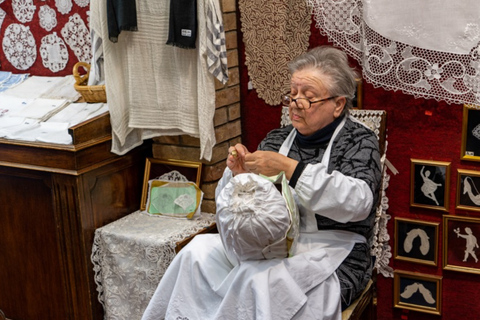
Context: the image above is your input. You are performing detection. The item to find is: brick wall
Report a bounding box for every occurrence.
[152,0,241,214]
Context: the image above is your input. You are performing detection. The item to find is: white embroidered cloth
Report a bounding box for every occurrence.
[90,0,217,160]
[308,0,480,106]
[91,210,216,320]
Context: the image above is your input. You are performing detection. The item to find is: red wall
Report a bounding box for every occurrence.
[238,23,480,320]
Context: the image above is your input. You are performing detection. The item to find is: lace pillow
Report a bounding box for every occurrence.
[216,172,299,263]
[145,180,203,219]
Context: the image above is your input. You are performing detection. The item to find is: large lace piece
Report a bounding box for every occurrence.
[308,0,480,107]
[238,0,311,105]
[91,211,216,320]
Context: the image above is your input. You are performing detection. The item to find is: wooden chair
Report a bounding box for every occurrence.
[281,108,388,320]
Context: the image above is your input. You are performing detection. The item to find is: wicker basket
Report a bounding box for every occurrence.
[73,61,107,103]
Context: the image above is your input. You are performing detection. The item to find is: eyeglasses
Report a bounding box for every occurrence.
[281,93,337,110]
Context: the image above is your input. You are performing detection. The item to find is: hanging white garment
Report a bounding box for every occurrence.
[90,0,217,160]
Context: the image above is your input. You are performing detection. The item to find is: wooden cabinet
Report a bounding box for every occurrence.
[0,113,150,320]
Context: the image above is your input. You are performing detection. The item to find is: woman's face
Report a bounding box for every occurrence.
[288,68,345,136]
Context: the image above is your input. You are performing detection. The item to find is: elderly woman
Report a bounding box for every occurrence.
[142,46,382,320]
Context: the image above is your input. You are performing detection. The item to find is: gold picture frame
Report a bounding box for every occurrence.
[394,217,439,266]
[456,169,480,212]
[410,159,451,212]
[353,78,363,109]
[460,104,480,162]
[140,158,202,211]
[443,214,480,275]
[394,270,442,316]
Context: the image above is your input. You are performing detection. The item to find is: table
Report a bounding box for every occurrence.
[91,210,217,320]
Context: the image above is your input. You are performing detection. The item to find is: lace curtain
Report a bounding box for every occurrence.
[308,0,480,107]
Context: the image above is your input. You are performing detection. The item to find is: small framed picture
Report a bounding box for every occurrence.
[394,270,442,315]
[140,158,202,211]
[460,104,480,162]
[394,217,439,266]
[443,215,480,274]
[410,159,450,212]
[456,169,480,212]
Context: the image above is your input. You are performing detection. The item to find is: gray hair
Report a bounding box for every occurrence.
[288,46,359,111]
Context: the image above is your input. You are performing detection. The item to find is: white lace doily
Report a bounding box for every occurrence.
[2,24,37,70]
[0,9,5,30]
[55,0,72,15]
[308,0,480,107]
[40,32,69,73]
[61,13,91,62]
[74,0,89,8]
[38,5,57,32]
[12,0,36,23]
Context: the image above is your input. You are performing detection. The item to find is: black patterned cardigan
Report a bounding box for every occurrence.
[258,116,382,309]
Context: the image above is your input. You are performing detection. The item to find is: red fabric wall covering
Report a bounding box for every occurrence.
[239,22,480,319]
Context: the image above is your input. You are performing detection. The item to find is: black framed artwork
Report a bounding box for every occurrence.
[410,159,450,212]
[394,270,442,316]
[456,169,480,212]
[461,105,480,161]
[443,214,480,275]
[394,217,439,266]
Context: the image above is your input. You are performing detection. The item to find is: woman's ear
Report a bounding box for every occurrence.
[333,96,346,118]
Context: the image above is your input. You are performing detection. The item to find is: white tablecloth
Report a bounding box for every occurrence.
[91,210,216,320]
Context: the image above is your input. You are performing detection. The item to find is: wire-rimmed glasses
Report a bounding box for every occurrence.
[281,93,336,110]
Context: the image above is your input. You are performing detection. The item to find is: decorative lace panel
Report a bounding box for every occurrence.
[2,24,37,70]
[91,211,216,320]
[12,0,36,23]
[60,13,91,63]
[238,0,311,105]
[308,0,480,107]
[38,5,57,32]
[40,32,69,73]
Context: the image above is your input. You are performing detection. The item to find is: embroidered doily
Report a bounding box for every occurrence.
[38,5,57,32]
[61,13,91,62]
[238,0,311,105]
[55,0,72,15]
[308,0,480,107]
[74,0,89,8]
[2,24,37,70]
[12,0,36,23]
[40,32,69,73]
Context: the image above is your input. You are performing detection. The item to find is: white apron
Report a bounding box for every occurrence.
[141,116,367,320]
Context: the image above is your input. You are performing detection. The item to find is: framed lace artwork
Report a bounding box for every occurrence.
[461,105,480,162]
[410,159,451,212]
[394,217,439,266]
[394,270,442,316]
[456,169,480,213]
[140,158,202,211]
[443,215,480,275]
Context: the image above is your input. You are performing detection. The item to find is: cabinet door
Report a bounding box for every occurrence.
[0,168,68,320]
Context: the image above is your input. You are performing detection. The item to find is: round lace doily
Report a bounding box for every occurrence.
[238,0,311,105]
[2,23,37,70]
[61,13,91,62]
[55,0,72,15]
[74,0,90,8]
[38,5,57,32]
[40,32,69,73]
[12,0,36,23]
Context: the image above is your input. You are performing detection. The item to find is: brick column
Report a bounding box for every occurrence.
[152,0,240,214]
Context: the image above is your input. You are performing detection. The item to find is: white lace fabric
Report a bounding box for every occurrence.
[91,211,216,320]
[308,0,480,107]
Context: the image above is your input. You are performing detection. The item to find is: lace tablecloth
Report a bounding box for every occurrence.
[91,210,216,320]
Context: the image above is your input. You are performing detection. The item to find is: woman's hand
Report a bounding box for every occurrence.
[245,151,298,179]
[227,144,250,176]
